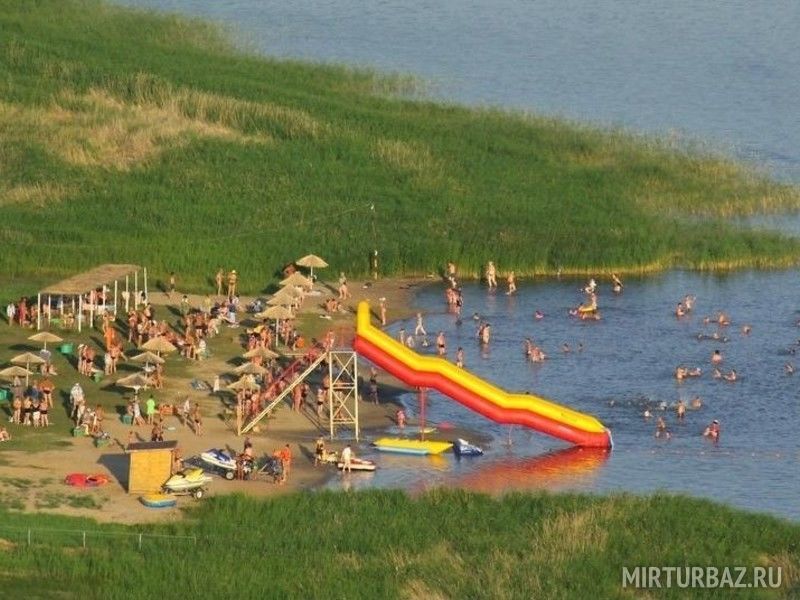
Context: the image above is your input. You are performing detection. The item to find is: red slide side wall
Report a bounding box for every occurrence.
[354,336,611,448]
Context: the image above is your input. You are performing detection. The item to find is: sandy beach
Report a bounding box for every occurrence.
[0,275,440,524]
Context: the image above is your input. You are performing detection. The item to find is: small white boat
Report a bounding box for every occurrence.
[337,458,377,472]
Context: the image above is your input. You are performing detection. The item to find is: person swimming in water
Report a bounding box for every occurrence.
[711,349,723,365]
[785,362,795,375]
[655,416,670,439]
[703,419,721,442]
[690,396,702,409]
[722,369,737,382]
[675,303,686,318]
[611,273,623,294]
[534,310,544,320]
[676,399,686,420]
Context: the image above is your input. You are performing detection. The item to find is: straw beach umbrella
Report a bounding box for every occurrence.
[295,254,328,280]
[28,331,63,351]
[130,351,165,373]
[234,362,267,376]
[279,272,313,289]
[10,353,46,383]
[258,305,294,320]
[242,346,279,360]
[227,375,261,392]
[116,372,153,398]
[0,365,34,386]
[141,337,177,356]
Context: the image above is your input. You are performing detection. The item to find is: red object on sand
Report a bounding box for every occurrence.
[65,473,109,487]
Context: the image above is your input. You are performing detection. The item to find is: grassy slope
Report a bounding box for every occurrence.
[1,1,800,294]
[0,491,797,599]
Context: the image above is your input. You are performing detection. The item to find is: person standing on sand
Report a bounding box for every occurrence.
[227,270,238,298]
[279,444,292,482]
[215,268,224,297]
[485,261,497,290]
[167,272,176,299]
[192,402,203,436]
[145,394,156,425]
[370,250,379,280]
[6,302,15,326]
[379,298,387,326]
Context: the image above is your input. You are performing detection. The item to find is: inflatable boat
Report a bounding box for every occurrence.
[453,438,483,457]
[140,493,177,508]
[372,437,453,455]
[336,458,377,472]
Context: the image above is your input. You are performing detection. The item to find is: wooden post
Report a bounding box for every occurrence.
[125,275,130,311]
[36,293,41,331]
[113,280,118,317]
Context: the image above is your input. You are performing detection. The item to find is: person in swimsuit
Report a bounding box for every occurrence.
[703,419,721,441]
[436,332,446,356]
[455,347,464,368]
[314,436,326,466]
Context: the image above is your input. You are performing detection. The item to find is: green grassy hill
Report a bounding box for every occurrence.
[0,490,797,598]
[1,0,799,293]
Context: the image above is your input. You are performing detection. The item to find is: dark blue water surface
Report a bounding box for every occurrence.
[329,274,799,521]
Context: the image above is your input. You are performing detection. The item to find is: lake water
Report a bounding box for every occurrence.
[117,1,800,518]
[337,275,799,521]
[123,0,800,183]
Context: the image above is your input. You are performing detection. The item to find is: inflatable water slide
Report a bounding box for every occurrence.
[353,302,612,448]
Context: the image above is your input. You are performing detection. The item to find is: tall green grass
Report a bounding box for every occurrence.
[0,491,797,598]
[0,0,799,294]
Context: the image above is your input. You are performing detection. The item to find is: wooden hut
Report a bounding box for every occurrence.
[127,440,178,494]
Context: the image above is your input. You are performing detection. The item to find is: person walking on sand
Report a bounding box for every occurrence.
[181,397,191,427]
[485,261,497,290]
[414,312,427,337]
[215,268,224,297]
[192,402,203,436]
[145,394,156,425]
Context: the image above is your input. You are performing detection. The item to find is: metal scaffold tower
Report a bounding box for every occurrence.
[327,350,360,441]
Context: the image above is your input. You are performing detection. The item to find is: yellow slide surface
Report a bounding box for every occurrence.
[357,302,606,434]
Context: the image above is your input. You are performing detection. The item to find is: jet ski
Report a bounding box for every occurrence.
[163,468,212,498]
[200,448,252,480]
[453,438,483,457]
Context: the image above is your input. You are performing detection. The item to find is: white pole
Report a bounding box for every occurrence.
[71,297,75,330]
[328,352,334,439]
[353,353,359,442]
[134,272,138,308]
[47,295,52,328]
[143,268,148,303]
[113,280,118,317]
[125,275,130,312]
[36,293,41,331]
[89,291,95,329]
[78,294,83,333]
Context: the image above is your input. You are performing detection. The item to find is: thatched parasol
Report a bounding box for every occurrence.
[234,362,268,376]
[140,337,177,356]
[28,331,64,350]
[242,346,279,360]
[227,375,261,392]
[116,372,153,392]
[0,365,34,385]
[11,353,46,383]
[130,351,166,367]
[295,254,328,280]
[279,272,313,289]
[256,305,294,320]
